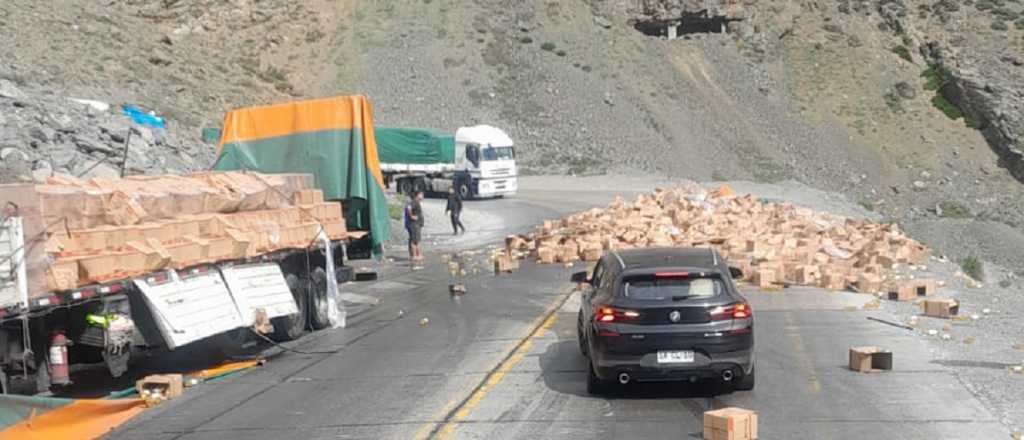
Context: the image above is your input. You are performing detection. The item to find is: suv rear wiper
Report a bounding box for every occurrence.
[671,295,692,301]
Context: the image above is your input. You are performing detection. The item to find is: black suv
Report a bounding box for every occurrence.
[573,248,755,394]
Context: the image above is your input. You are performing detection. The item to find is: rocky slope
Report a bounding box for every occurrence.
[1,0,1023,268]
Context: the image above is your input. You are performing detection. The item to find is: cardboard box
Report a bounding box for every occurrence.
[795,265,820,285]
[494,254,515,274]
[855,273,883,294]
[848,346,893,373]
[887,279,936,301]
[821,273,847,290]
[537,246,556,264]
[45,259,80,291]
[921,298,959,318]
[136,374,184,400]
[703,407,758,440]
[752,269,776,290]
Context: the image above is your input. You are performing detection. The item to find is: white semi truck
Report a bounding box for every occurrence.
[377,125,518,199]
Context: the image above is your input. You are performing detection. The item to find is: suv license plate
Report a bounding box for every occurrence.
[657,350,695,364]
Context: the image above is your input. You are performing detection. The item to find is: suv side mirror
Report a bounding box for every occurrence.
[729,266,744,280]
[570,271,589,284]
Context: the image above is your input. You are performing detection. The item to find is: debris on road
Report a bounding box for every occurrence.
[848,346,893,373]
[921,298,960,318]
[504,182,931,293]
[449,283,466,295]
[419,317,430,326]
[136,374,184,407]
[703,407,758,440]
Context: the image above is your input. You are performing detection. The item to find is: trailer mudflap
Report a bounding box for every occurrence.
[134,270,244,350]
[220,263,299,326]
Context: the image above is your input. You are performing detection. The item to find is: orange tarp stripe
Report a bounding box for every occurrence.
[193,360,262,378]
[217,95,384,187]
[0,399,145,440]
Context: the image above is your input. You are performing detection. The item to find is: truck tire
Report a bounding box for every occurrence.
[398,178,413,195]
[309,267,332,330]
[457,182,471,200]
[272,274,309,341]
[412,178,426,194]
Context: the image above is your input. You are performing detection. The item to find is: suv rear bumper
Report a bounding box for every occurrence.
[592,348,754,382]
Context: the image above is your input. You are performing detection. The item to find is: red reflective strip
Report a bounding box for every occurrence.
[597,330,620,337]
[79,289,96,299]
[655,272,689,278]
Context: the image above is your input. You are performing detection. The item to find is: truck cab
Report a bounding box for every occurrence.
[454,125,518,198]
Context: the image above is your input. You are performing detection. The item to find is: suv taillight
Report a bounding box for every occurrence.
[595,306,639,323]
[710,303,752,321]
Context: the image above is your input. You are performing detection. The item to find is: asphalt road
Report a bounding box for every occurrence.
[103,179,1011,440]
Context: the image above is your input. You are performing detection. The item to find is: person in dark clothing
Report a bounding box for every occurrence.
[405,191,425,266]
[445,187,466,235]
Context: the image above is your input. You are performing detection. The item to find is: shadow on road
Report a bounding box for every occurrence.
[539,340,735,400]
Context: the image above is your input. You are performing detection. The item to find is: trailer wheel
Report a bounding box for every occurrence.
[272,274,309,341]
[412,178,426,194]
[457,182,471,200]
[398,178,413,195]
[309,267,332,330]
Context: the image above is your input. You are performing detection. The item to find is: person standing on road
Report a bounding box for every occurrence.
[445,187,465,235]
[405,190,425,268]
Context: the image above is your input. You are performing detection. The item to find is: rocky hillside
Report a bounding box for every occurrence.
[1,0,1023,267]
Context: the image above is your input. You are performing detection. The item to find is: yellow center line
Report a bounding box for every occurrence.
[411,289,573,440]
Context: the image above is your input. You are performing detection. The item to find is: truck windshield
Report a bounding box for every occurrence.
[482,146,514,161]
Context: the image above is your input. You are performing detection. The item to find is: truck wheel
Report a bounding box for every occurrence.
[398,178,412,195]
[309,268,332,330]
[412,178,426,194]
[272,274,309,341]
[457,182,471,200]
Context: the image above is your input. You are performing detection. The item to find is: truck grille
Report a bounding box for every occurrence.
[490,168,512,176]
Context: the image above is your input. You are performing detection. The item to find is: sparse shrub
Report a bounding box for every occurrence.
[581,65,593,72]
[902,35,913,46]
[992,20,1009,31]
[891,45,913,62]
[520,36,533,44]
[259,66,287,84]
[541,42,556,51]
[556,50,567,57]
[922,65,952,91]
[992,7,1019,20]
[1016,18,1024,29]
[960,257,984,281]
[939,200,972,218]
[305,29,324,43]
[932,93,965,120]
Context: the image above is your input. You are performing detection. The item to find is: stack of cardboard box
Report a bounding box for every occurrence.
[505,182,931,294]
[39,172,348,290]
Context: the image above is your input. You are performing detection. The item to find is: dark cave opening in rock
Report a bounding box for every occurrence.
[633,10,732,39]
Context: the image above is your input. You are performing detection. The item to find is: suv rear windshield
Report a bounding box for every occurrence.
[622,275,723,301]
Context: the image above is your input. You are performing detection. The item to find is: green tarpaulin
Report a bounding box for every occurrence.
[375,127,455,165]
[213,96,390,256]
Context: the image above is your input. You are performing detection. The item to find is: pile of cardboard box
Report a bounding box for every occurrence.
[40,172,348,290]
[505,183,931,292]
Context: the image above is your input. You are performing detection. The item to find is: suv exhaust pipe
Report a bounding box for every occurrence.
[721,369,734,382]
[618,373,631,385]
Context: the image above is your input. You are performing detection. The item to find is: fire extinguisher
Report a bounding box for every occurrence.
[48,331,71,386]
